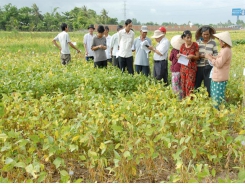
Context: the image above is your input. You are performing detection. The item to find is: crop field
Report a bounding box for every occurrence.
[0,30,245,182]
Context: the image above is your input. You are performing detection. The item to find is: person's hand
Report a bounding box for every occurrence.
[200,53,205,59]
[148,46,154,51]
[187,54,194,59]
[205,53,211,59]
[85,51,88,56]
[177,54,180,58]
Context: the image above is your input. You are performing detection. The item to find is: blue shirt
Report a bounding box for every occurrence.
[132,36,152,66]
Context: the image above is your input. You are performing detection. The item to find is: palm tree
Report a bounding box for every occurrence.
[100,9,109,24]
[31,3,43,24]
[81,6,88,17]
[32,4,42,17]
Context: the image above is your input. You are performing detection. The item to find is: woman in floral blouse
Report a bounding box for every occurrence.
[177,30,199,98]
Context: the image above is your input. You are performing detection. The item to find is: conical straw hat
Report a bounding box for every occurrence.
[170,35,185,50]
[213,31,232,47]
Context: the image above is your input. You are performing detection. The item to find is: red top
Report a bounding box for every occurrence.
[180,42,199,71]
[169,48,181,72]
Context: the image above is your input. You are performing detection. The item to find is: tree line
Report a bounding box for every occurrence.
[1,3,244,32]
[0,3,118,31]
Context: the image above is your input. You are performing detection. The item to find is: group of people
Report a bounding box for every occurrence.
[52,20,232,109]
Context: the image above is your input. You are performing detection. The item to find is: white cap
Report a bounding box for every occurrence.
[141,26,148,32]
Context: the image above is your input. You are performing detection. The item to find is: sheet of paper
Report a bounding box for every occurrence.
[177,54,189,66]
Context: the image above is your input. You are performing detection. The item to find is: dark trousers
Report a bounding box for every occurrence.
[195,65,212,96]
[135,65,150,77]
[119,56,134,75]
[107,58,112,64]
[153,60,168,84]
[112,56,120,69]
[86,56,94,62]
[94,60,107,68]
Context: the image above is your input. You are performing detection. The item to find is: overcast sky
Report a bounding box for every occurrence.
[1,0,245,24]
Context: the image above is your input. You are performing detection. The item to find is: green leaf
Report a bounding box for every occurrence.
[15,162,26,168]
[123,151,131,158]
[37,172,47,183]
[5,158,15,165]
[191,148,197,159]
[211,168,216,177]
[25,164,38,179]
[114,150,121,160]
[238,169,245,181]
[79,155,86,161]
[135,138,141,145]
[53,157,63,169]
[115,143,120,149]
[0,133,8,141]
[74,178,83,183]
[180,137,185,145]
[60,170,69,176]
[112,125,123,132]
[69,144,78,152]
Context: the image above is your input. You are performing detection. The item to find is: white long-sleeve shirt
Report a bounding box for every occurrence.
[118,29,134,58]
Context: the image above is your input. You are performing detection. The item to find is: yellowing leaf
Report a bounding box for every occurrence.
[25,164,38,179]
[72,135,80,142]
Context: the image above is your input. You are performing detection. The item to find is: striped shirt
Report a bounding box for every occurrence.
[197,39,218,67]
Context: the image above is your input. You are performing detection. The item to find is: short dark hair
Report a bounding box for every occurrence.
[201,26,210,34]
[105,26,109,31]
[117,25,123,31]
[61,23,67,31]
[181,30,192,39]
[97,25,105,33]
[125,19,132,26]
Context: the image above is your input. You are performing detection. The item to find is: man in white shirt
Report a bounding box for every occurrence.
[52,23,81,65]
[83,24,95,61]
[110,25,123,68]
[148,29,170,84]
[104,26,112,63]
[118,19,135,75]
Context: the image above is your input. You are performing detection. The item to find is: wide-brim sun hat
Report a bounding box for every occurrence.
[213,31,232,47]
[170,35,185,50]
[195,25,216,40]
[151,30,165,38]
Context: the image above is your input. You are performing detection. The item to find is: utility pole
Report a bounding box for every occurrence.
[124,0,127,21]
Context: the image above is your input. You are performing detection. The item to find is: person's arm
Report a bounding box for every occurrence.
[206,49,229,69]
[149,41,168,56]
[91,38,107,51]
[169,50,174,61]
[110,35,115,54]
[92,45,106,51]
[187,42,199,60]
[131,32,135,48]
[152,47,163,56]
[83,35,88,56]
[68,42,80,53]
[52,40,61,51]
[118,31,121,50]
[187,50,199,60]
[131,39,136,52]
[213,42,218,56]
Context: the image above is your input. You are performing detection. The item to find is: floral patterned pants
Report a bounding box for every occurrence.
[211,80,227,108]
[180,66,196,98]
[171,72,182,98]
